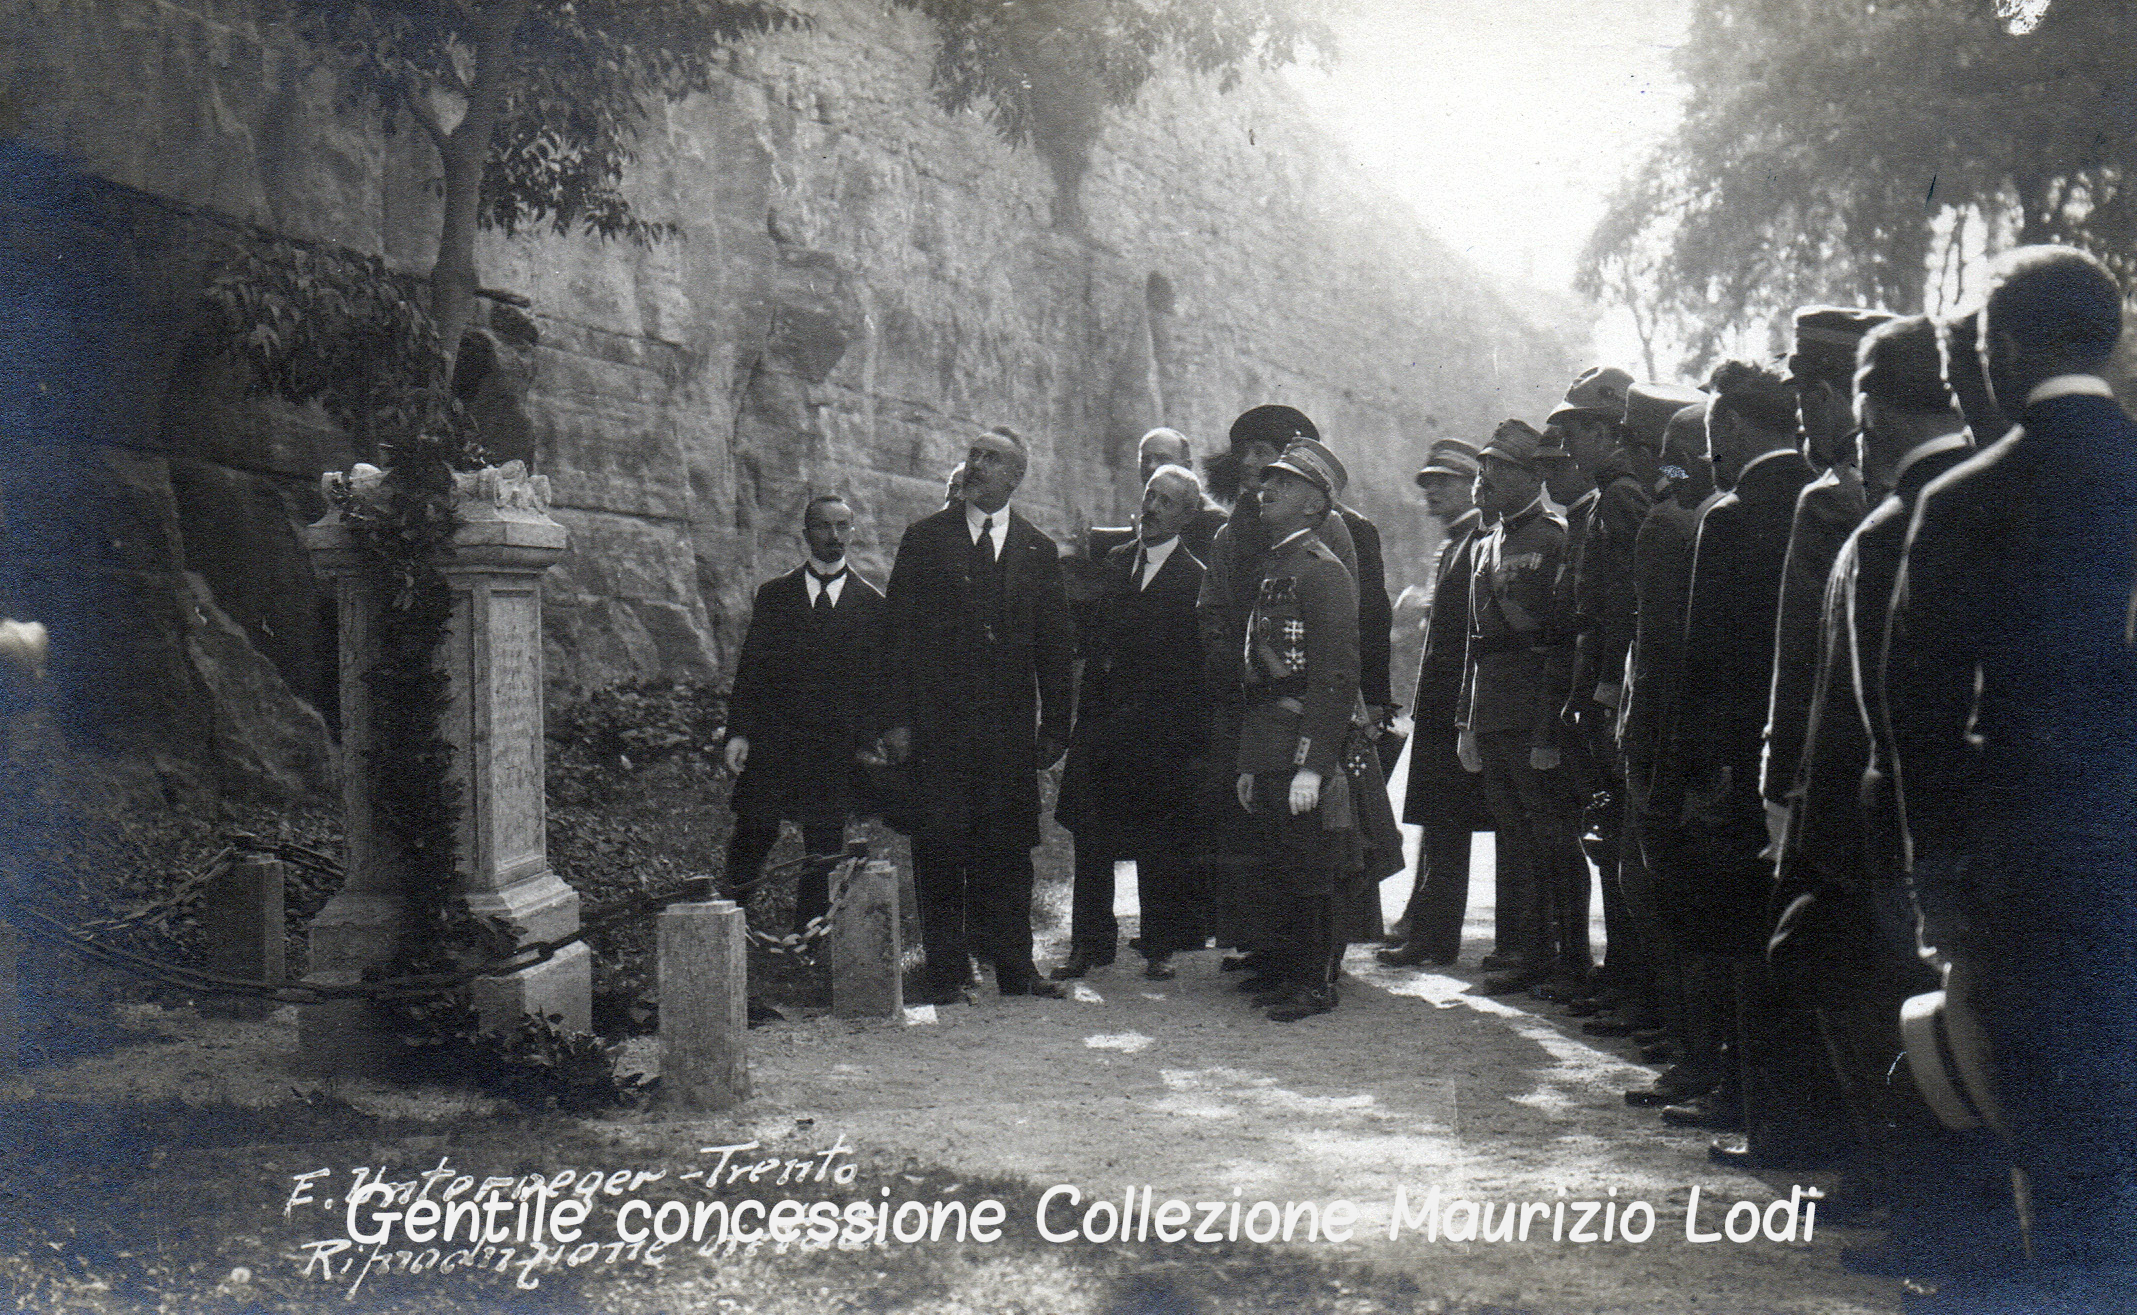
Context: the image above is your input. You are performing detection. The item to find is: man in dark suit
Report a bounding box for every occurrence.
[1053,463,1210,980]
[881,426,1076,1003]
[1382,438,1492,968]
[1766,315,1974,1244]
[1886,246,2137,1279]
[1648,361,1814,1140]
[1761,307,1891,856]
[723,493,886,931]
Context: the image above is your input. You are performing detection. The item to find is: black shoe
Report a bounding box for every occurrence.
[1266,987,1338,1022]
[1530,977,1588,1003]
[1631,1027,1669,1045]
[1237,972,1284,994]
[1638,1039,1680,1064]
[1479,951,1524,972]
[1251,984,1297,1009]
[1625,1065,1718,1106]
[1660,1094,1743,1130]
[1049,953,1113,981]
[1143,956,1176,981]
[1376,942,1434,968]
[1563,996,1607,1017]
[746,999,786,1027]
[1002,978,1066,999]
[1480,969,1547,996]
[911,983,968,1007]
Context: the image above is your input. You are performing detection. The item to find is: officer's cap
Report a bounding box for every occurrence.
[1261,437,1347,500]
[1545,365,1635,427]
[1481,418,1546,471]
[1228,404,1320,452]
[1786,306,1894,389]
[1624,383,1706,448]
[1415,438,1482,484]
[1533,424,1575,463]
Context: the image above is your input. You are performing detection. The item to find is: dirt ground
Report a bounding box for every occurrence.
[11,850,1911,1315]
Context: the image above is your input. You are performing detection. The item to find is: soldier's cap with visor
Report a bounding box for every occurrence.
[1228,404,1320,452]
[1259,437,1348,501]
[1546,365,1635,427]
[1786,306,1894,389]
[1415,437,1483,485]
[1624,382,1706,449]
[1532,424,1574,463]
[1480,418,1547,472]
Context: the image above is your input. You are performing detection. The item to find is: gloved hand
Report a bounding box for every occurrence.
[723,735,750,775]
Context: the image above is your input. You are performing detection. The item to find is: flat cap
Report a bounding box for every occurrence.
[1418,440,1487,485]
[1546,365,1636,426]
[1624,383,1706,448]
[1415,437,1483,484]
[1787,306,1894,386]
[1534,423,1574,462]
[1229,404,1320,451]
[1262,437,1348,500]
[1481,418,1546,470]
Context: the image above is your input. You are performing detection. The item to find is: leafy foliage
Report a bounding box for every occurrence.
[1579,0,2137,374]
[548,677,728,776]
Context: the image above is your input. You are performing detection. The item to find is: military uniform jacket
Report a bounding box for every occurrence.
[1760,466,1869,806]
[1768,435,1971,967]
[1458,499,1569,744]
[1621,494,1707,805]
[1886,387,2137,959]
[1568,461,1654,701]
[727,562,889,825]
[1237,525,1359,780]
[1198,502,1359,701]
[1404,507,1491,829]
[883,504,1075,848]
[1055,538,1209,835]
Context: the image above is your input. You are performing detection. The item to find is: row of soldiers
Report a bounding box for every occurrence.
[1385,243,2135,1296]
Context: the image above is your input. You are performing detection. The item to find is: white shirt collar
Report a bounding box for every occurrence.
[807,556,847,579]
[803,558,848,606]
[2025,373,2115,407]
[1890,431,1971,486]
[1137,535,1179,588]
[964,501,1010,554]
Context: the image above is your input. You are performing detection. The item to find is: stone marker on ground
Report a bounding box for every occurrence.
[658,899,751,1110]
[831,858,902,1018]
[204,853,284,1017]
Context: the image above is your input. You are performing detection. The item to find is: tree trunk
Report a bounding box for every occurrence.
[430,0,530,367]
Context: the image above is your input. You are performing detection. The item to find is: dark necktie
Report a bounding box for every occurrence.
[809,567,844,610]
[974,515,995,563]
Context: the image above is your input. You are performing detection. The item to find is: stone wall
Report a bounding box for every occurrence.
[0,0,1576,788]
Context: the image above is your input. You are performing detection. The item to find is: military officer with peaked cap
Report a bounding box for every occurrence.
[1384,438,1495,968]
[1458,419,1582,995]
[1235,437,1361,1022]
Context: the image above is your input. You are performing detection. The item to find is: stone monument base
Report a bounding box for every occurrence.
[470,941,592,1034]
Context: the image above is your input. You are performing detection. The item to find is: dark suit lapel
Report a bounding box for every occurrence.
[1002,510,1035,597]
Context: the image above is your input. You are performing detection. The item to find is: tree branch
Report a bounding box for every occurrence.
[407,91,451,156]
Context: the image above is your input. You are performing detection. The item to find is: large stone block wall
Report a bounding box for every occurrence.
[1,0,1576,783]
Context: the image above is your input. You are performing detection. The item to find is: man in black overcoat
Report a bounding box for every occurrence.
[1649,362,1813,1142]
[1054,463,1210,980]
[1885,246,2137,1283]
[724,493,887,930]
[881,426,1075,1003]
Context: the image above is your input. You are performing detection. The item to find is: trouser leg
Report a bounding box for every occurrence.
[910,833,970,995]
[1134,841,1198,958]
[1412,819,1474,959]
[1476,737,1544,966]
[723,816,781,900]
[1066,837,1121,960]
[970,832,1041,992]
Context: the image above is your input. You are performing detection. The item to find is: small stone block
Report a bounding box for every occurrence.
[658,900,750,1110]
[832,859,902,1019]
[205,854,284,1018]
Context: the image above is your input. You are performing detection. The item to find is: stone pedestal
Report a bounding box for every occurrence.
[832,859,902,1018]
[657,900,751,1110]
[204,854,284,1018]
[299,462,586,1073]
